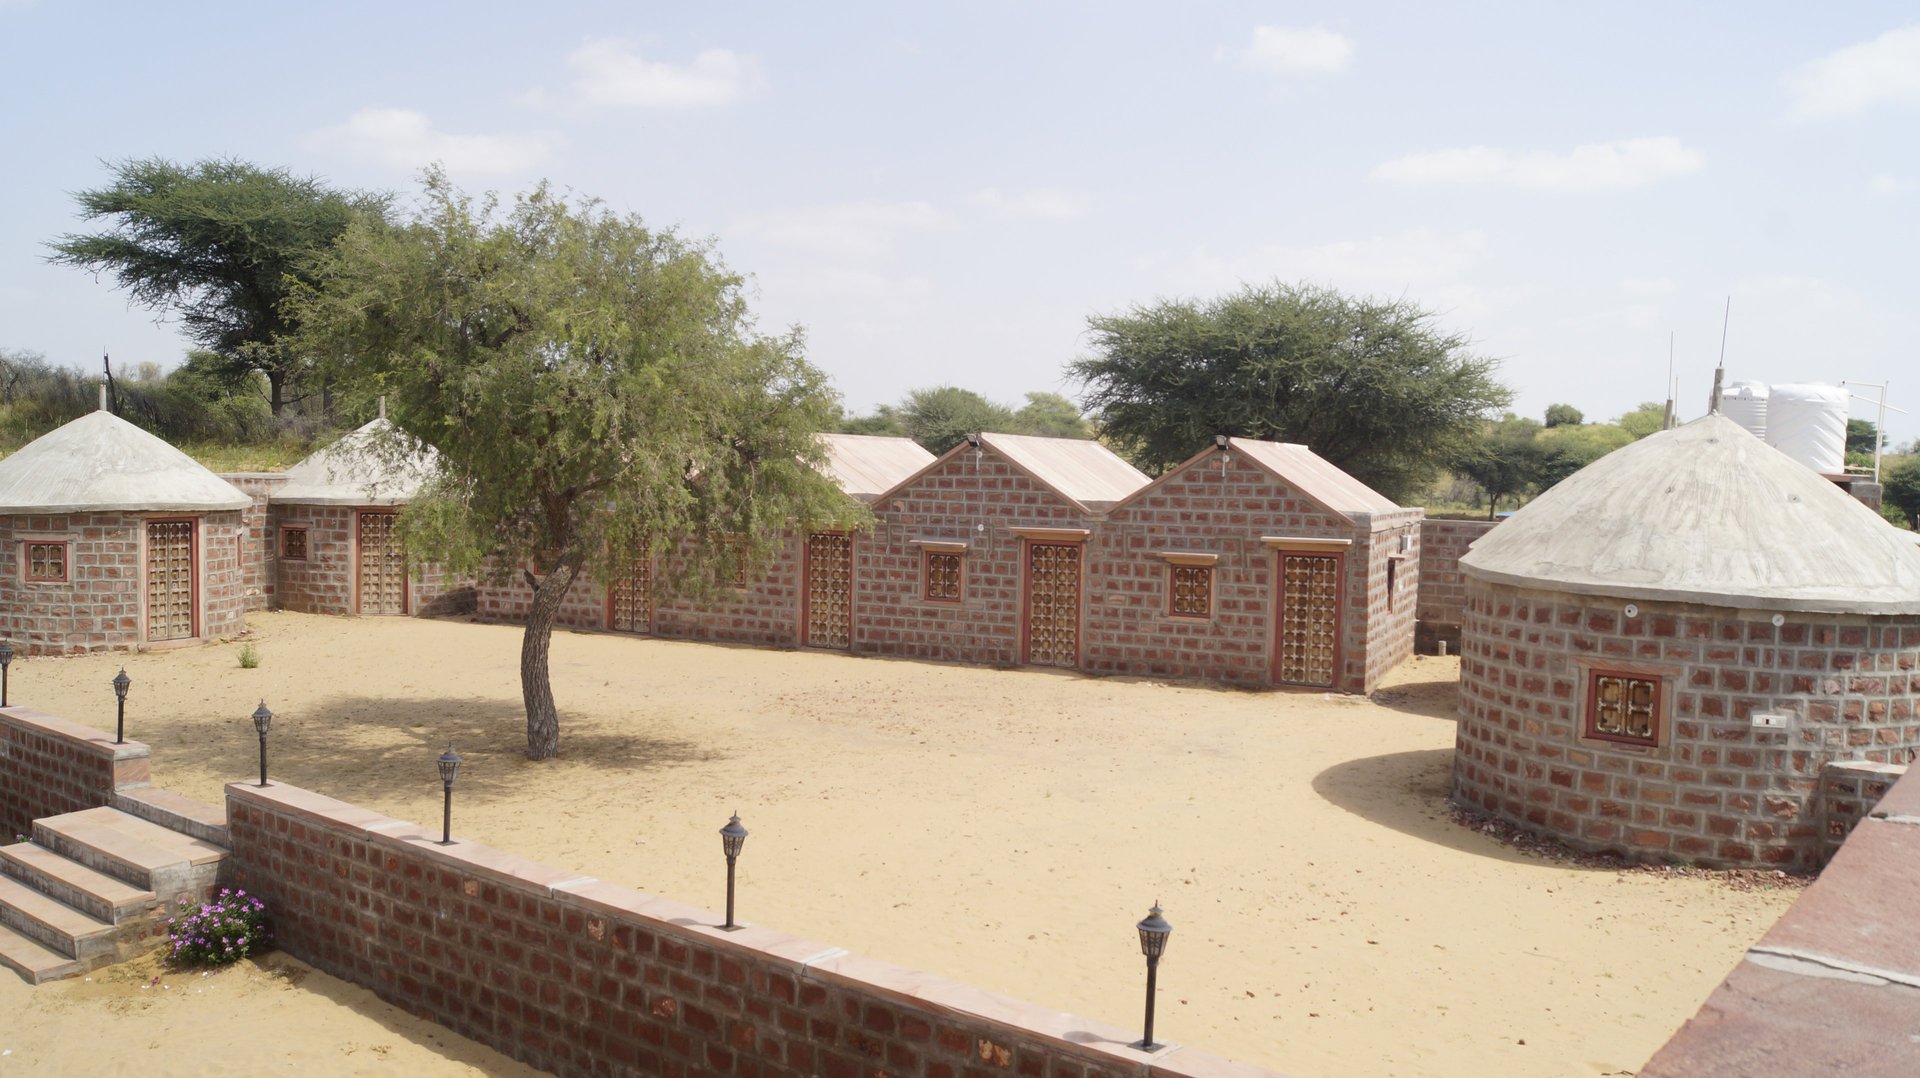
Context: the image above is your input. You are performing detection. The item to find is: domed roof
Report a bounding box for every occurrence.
[1459,413,1920,614]
[0,409,251,514]
[274,417,436,505]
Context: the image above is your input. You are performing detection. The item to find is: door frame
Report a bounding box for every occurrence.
[141,516,200,643]
[1264,537,1351,689]
[801,530,854,650]
[354,509,409,616]
[1015,527,1091,669]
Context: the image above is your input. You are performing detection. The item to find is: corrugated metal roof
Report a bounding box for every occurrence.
[1229,439,1402,517]
[274,418,437,505]
[982,433,1150,511]
[1460,414,1920,614]
[0,410,251,513]
[816,433,935,502]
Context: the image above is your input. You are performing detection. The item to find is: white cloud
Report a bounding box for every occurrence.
[731,201,955,259]
[1180,228,1491,301]
[1621,277,1677,297]
[1372,136,1704,191]
[306,107,555,175]
[965,188,1093,220]
[1871,172,1916,193]
[1786,26,1920,120]
[542,38,765,109]
[1227,25,1354,75]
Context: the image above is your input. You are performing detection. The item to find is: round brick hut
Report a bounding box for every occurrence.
[271,416,437,616]
[0,407,252,654]
[1451,414,1920,869]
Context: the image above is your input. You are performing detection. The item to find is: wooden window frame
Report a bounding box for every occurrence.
[22,539,70,584]
[923,547,965,604]
[1583,668,1663,748]
[280,526,309,561]
[1156,551,1218,621]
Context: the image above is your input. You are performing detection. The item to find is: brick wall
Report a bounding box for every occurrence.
[1414,519,1497,654]
[225,782,1272,1078]
[221,474,286,612]
[199,509,250,643]
[1359,510,1423,692]
[0,707,150,839]
[1453,578,1920,869]
[654,531,806,648]
[1816,759,1907,857]
[273,504,356,614]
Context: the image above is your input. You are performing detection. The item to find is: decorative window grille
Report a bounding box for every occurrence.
[281,527,309,561]
[357,512,406,615]
[1026,542,1081,668]
[146,520,195,641]
[1169,564,1212,618]
[805,532,852,649]
[25,542,67,582]
[1277,553,1339,686]
[610,555,652,633]
[925,551,963,603]
[1586,671,1661,747]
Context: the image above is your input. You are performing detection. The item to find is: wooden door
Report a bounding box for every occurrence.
[1274,552,1341,687]
[1024,542,1081,668]
[804,532,852,649]
[357,511,407,615]
[145,520,195,642]
[610,556,652,634]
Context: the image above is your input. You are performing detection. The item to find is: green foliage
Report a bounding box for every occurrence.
[48,157,389,415]
[1616,402,1670,439]
[294,171,852,758]
[237,642,260,669]
[1846,419,1882,456]
[1452,416,1549,518]
[1535,422,1633,486]
[840,387,1092,452]
[1072,281,1511,501]
[1884,457,1920,529]
[1011,391,1093,440]
[1543,402,1583,427]
[167,888,271,967]
[0,348,296,457]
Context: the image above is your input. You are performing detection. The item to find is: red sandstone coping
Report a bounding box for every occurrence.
[225,780,1284,1077]
[0,707,149,762]
[1865,762,1920,820]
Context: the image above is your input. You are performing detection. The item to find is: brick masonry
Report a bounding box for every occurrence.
[0,706,150,840]
[221,473,287,612]
[1414,518,1497,655]
[225,781,1277,1078]
[269,503,474,619]
[1453,577,1920,869]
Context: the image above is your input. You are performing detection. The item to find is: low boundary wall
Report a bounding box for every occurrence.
[225,782,1274,1078]
[0,706,150,839]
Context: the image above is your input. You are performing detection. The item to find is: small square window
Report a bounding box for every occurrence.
[281,527,309,561]
[25,541,67,583]
[1169,563,1212,618]
[1586,670,1661,747]
[925,550,964,603]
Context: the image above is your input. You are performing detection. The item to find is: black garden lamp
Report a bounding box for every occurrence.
[436,744,462,845]
[719,812,748,930]
[251,701,273,787]
[1133,901,1173,1052]
[112,668,131,744]
[0,638,14,707]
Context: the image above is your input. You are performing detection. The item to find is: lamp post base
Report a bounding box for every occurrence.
[1130,1040,1165,1053]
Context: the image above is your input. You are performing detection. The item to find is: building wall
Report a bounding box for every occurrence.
[1414,518,1498,654]
[653,531,805,647]
[220,473,286,612]
[1453,577,1920,869]
[200,509,248,641]
[1359,510,1425,692]
[0,707,150,840]
[273,504,356,615]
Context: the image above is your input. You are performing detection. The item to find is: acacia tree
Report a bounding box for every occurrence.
[1071,282,1510,500]
[295,172,852,759]
[48,157,389,415]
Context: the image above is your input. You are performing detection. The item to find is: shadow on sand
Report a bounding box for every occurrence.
[1366,678,1461,721]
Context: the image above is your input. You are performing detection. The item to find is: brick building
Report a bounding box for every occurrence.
[1087,438,1423,694]
[1452,414,1920,868]
[0,408,252,654]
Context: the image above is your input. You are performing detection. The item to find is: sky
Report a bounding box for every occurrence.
[2,3,1916,447]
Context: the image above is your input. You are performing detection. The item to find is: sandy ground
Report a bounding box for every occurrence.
[0,611,1800,1077]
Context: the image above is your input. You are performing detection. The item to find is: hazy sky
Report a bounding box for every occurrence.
[3,4,1915,445]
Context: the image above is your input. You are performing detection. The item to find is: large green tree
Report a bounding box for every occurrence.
[1071,282,1511,499]
[294,173,852,759]
[48,157,389,415]
[1885,457,1920,529]
[839,386,1092,452]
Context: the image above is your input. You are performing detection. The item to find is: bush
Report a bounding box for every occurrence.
[167,888,271,966]
[237,642,260,669]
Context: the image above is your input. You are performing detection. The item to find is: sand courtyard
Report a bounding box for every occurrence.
[0,611,1800,1076]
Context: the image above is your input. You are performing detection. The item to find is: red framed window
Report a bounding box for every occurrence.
[1585,670,1661,748]
[24,541,68,583]
[280,527,309,561]
[924,549,964,603]
[1168,563,1212,618]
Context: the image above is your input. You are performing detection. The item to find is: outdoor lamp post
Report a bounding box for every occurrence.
[112,668,131,744]
[719,812,748,930]
[1134,901,1173,1052]
[251,702,273,787]
[437,744,462,845]
[0,639,14,707]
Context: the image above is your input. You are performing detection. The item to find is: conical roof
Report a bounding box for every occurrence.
[0,409,250,514]
[1459,413,1920,614]
[274,417,436,505]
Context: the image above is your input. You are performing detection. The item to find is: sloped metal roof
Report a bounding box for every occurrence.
[0,409,251,514]
[1460,413,1920,614]
[982,433,1150,511]
[274,417,437,506]
[1228,438,1403,518]
[816,433,936,503]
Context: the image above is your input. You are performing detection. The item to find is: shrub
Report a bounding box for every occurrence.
[167,888,271,967]
[237,642,260,669]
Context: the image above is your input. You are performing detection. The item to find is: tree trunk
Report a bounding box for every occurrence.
[268,368,285,417]
[521,549,586,760]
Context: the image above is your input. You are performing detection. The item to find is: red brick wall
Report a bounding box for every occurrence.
[1453,578,1920,869]
[272,504,355,615]
[224,781,1268,1078]
[1359,511,1423,692]
[654,531,805,648]
[221,474,286,612]
[1816,759,1907,856]
[1414,519,1497,653]
[0,707,150,840]
[199,510,250,642]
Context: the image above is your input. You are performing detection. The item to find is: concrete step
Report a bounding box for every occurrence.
[0,841,157,924]
[0,873,114,961]
[32,807,226,901]
[0,922,79,985]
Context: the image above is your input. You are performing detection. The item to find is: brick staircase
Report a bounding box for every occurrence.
[0,806,228,984]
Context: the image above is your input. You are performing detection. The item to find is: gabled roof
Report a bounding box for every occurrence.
[816,433,935,503]
[979,433,1149,511]
[1227,439,1401,518]
[0,409,251,514]
[1460,414,1920,614]
[274,417,437,506]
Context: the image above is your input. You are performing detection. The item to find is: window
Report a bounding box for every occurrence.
[1169,564,1212,618]
[925,550,964,603]
[1586,670,1661,748]
[25,541,67,582]
[281,527,309,561]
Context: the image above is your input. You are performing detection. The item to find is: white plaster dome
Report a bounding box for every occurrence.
[0,409,250,514]
[274,417,436,506]
[1458,413,1920,615]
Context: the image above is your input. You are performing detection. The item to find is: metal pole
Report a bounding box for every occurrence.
[1142,955,1160,1050]
[440,785,453,845]
[724,856,738,929]
[2,665,9,707]
[257,731,269,787]
[116,697,125,744]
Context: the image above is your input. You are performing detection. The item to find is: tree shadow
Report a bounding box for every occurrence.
[1366,678,1461,721]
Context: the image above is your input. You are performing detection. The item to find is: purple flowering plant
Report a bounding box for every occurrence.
[166,887,271,967]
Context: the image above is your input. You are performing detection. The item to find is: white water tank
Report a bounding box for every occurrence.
[1721,381,1769,442]
[1767,382,1849,475]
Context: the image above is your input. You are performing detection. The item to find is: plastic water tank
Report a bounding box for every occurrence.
[1767,382,1849,475]
[1721,381,1769,443]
